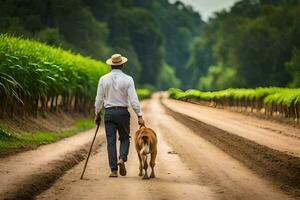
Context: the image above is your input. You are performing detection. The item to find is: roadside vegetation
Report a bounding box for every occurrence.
[169,87,300,123]
[0,34,110,118]
[137,88,152,100]
[0,119,94,150]
[0,0,203,90]
[0,35,150,151]
[1,0,300,91]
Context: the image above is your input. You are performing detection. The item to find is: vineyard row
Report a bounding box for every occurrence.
[168,88,300,123]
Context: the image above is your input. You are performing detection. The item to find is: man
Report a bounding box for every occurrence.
[95,53,145,178]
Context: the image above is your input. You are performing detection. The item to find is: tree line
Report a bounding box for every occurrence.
[0,0,203,89]
[189,0,300,90]
[1,0,299,90]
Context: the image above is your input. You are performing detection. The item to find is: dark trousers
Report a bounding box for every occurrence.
[104,107,130,172]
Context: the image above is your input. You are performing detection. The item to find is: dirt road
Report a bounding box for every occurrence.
[0,128,104,199]
[36,93,296,200]
[162,96,300,157]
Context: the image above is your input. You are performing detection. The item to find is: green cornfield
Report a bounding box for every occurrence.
[168,87,300,122]
[0,34,110,118]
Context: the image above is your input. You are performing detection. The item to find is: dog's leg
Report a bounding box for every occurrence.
[138,153,143,176]
[150,151,157,178]
[142,155,149,179]
[140,152,146,178]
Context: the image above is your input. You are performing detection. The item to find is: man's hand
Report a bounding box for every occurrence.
[95,113,101,126]
[138,116,145,127]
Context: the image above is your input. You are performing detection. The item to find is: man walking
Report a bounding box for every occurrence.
[95,54,145,177]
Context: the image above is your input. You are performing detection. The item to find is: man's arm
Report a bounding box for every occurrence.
[128,78,142,116]
[94,78,104,124]
[128,78,145,126]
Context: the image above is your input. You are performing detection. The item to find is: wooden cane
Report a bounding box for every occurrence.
[80,123,100,179]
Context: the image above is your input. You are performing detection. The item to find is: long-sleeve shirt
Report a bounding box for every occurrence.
[94,69,142,117]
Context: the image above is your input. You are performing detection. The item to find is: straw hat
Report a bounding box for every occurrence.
[106,54,128,66]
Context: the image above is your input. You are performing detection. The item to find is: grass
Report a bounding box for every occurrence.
[137,88,152,100]
[0,119,95,150]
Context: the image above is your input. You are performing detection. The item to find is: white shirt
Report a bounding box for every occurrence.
[95,69,142,116]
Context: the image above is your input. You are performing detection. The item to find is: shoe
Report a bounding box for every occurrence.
[109,171,118,178]
[118,159,127,176]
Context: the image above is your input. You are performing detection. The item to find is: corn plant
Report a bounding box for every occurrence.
[0,34,110,118]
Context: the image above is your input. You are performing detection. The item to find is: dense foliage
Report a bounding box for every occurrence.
[190,0,300,90]
[169,87,300,122]
[0,34,110,117]
[0,0,203,88]
[135,0,203,85]
[1,0,299,90]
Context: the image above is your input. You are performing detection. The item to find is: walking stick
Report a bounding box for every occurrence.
[80,123,100,179]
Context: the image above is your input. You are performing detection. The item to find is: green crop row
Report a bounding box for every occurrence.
[137,88,152,100]
[169,87,300,107]
[168,87,300,122]
[0,34,110,117]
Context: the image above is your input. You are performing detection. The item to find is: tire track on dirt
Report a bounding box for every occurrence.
[37,102,218,200]
[0,130,105,200]
[36,96,294,200]
[162,100,300,197]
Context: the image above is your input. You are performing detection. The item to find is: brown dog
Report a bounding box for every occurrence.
[134,126,157,179]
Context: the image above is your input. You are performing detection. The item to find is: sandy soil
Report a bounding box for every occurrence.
[162,96,300,196]
[0,128,104,200]
[162,97,300,157]
[0,112,90,157]
[36,94,294,200]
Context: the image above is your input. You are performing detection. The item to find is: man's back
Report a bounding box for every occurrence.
[95,69,142,117]
[101,69,131,107]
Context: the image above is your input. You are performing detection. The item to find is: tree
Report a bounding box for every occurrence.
[127,8,163,85]
[189,0,300,90]
[35,27,61,46]
[198,64,238,91]
[149,0,204,85]
[157,64,181,90]
[286,48,300,87]
[232,18,291,87]
[52,0,110,59]
[186,37,215,89]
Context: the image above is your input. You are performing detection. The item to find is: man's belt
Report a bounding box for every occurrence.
[105,106,128,110]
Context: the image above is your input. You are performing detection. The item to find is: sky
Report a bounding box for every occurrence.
[171,0,240,21]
